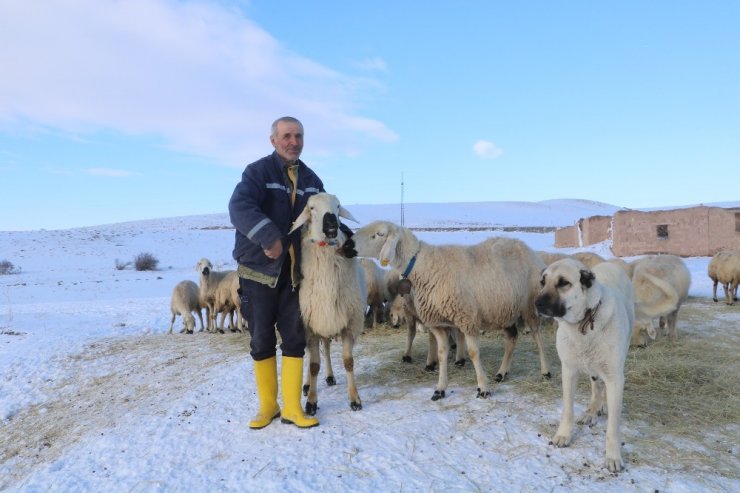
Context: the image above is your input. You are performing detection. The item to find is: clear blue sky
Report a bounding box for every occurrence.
[1,0,738,230]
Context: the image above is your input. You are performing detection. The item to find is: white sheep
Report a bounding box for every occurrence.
[708,251,740,305]
[388,291,465,369]
[360,258,387,329]
[168,280,205,334]
[288,193,367,414]
[352,221,550,401]
[538,251,569,266]
[195,258,231,333]
[629,254,691,345]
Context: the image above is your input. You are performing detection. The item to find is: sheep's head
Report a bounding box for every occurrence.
[353,220,401,267]
[196,258,213,276]
[289,193,357,245]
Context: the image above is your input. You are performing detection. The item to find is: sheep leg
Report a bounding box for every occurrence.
[304,336,321,416]
[463,332,489,398]
[322,337,336,386]
[666,310,679,340]
[724,282,733,305]
[403,320,416,363]
[495,324,518,382]
[196,309,206,333]
[425,328,438,371]
[168,312,176,334]
[529,326,552,379]
[711,279,719,302]
[429,326,450,401]
[453,328,466,367]
[341,332,362,411]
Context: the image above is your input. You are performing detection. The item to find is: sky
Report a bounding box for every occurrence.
[1,202,737,491]
[1,0,739,231]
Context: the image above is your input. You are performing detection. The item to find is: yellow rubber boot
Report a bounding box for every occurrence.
[249,356,281,430]
[280,356,319,428]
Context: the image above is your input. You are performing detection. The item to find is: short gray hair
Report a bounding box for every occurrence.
[271,116,303,138]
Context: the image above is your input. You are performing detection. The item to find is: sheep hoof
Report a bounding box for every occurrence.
[302,384,310,397]
[431,390,446,401]
[476,388,491,399]
[495,372,507,383]
[713,298,718,302]
[543,372,552,380]
[402,355,412,363]
[454,359,465,368]
[424,363,437,372]
[350,401,362,411]
[325,376,336,387]
[305,402,318,416]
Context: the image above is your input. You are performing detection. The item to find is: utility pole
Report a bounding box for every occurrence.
[400,172,405,226]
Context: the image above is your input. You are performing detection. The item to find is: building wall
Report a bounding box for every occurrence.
[582,215,611,246]
[554,225,579,248]
[612,206,740,257]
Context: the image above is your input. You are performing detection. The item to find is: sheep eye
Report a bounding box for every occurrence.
[556,277,571,289]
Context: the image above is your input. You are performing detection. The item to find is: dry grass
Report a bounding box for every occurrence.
[355,296,740,478]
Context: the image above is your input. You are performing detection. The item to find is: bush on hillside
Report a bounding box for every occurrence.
[134,253,159,271]
[0,260,21,275]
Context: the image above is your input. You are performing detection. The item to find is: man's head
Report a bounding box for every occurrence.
[270,116,304,164]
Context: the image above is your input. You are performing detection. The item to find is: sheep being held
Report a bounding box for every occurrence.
[352,220,551,401]
[288,193,367,415]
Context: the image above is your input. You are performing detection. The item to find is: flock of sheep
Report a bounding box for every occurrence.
[166,193,739,469]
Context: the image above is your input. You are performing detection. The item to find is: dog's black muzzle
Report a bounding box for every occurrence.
[322,212,339,239]
[535,293,565,318]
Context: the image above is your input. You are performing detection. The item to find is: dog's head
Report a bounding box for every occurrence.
[535,258,596,325]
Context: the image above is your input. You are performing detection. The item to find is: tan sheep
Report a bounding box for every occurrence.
[352,221,550,401]
[195,258,231,333]
[213,271,245,333]
[629,254,691,345]
[360,258,387,329]
[708,251,740,305]
[571,252,606,269]
[538,251,569,266]
[168,280,205,334]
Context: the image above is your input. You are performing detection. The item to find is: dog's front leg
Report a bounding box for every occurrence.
[604,375,625,472]
[553,363,578,447]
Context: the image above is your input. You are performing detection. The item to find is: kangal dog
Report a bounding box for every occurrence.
[535,258,634,473]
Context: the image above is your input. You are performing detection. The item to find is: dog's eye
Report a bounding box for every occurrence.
[556,277,571,289]
[539,277,545,287]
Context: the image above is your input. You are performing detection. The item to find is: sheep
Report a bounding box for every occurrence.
[360,258,388,329]
[388,290,465,369]
[629,254,691,345]
[195,258,232,333]
[352,220,551,401]
[538,251,569,266]
[213,271,245,333]
[571,252,606,269]
[708,251,740,305]
[288,193,367,414]
[302,337,336,396]
[168,280,205,334]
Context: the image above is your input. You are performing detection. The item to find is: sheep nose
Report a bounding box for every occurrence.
[322,213,338,238]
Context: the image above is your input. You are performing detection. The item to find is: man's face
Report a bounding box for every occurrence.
[270,121,304,163]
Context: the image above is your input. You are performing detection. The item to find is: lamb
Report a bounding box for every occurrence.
[213,271,245,333]
[389,291,465,369]
[288,193,367,414]
[629,254,691,345]
[360,258,388,329]
[352,220,551,401]
[168,280,205,334]
[708,251,740,305]
[195,258,232,333]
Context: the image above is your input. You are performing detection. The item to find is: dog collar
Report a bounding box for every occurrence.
[578,301,602,335]
[402,250,419,279]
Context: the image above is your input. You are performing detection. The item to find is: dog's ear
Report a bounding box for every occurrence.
[579,269,595,289]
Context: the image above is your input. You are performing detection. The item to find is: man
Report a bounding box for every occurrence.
[228,116,353,429]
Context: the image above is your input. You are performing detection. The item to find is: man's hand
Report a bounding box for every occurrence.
[337,238,357,258]
[263,238,283,260]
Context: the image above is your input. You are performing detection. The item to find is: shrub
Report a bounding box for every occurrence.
[114,259,132,271]
[0,260,21,275]
[134,252,159,271]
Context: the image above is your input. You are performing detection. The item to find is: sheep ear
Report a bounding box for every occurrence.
[289,205,311,234]
[379,230,400,267]
[338,205,358,223]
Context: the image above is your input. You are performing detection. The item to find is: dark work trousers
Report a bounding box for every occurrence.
[238,260,306,361]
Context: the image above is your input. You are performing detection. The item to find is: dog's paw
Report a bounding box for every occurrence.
[577,413,599,426]
[551,434,571,448]
[605,454,625,473]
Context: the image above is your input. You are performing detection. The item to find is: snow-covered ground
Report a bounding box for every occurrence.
[1,200,738,492]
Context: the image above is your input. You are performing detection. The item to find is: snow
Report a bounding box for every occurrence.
[1,200,738,492]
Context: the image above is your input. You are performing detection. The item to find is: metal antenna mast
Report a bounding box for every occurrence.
[400,172,405,226]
